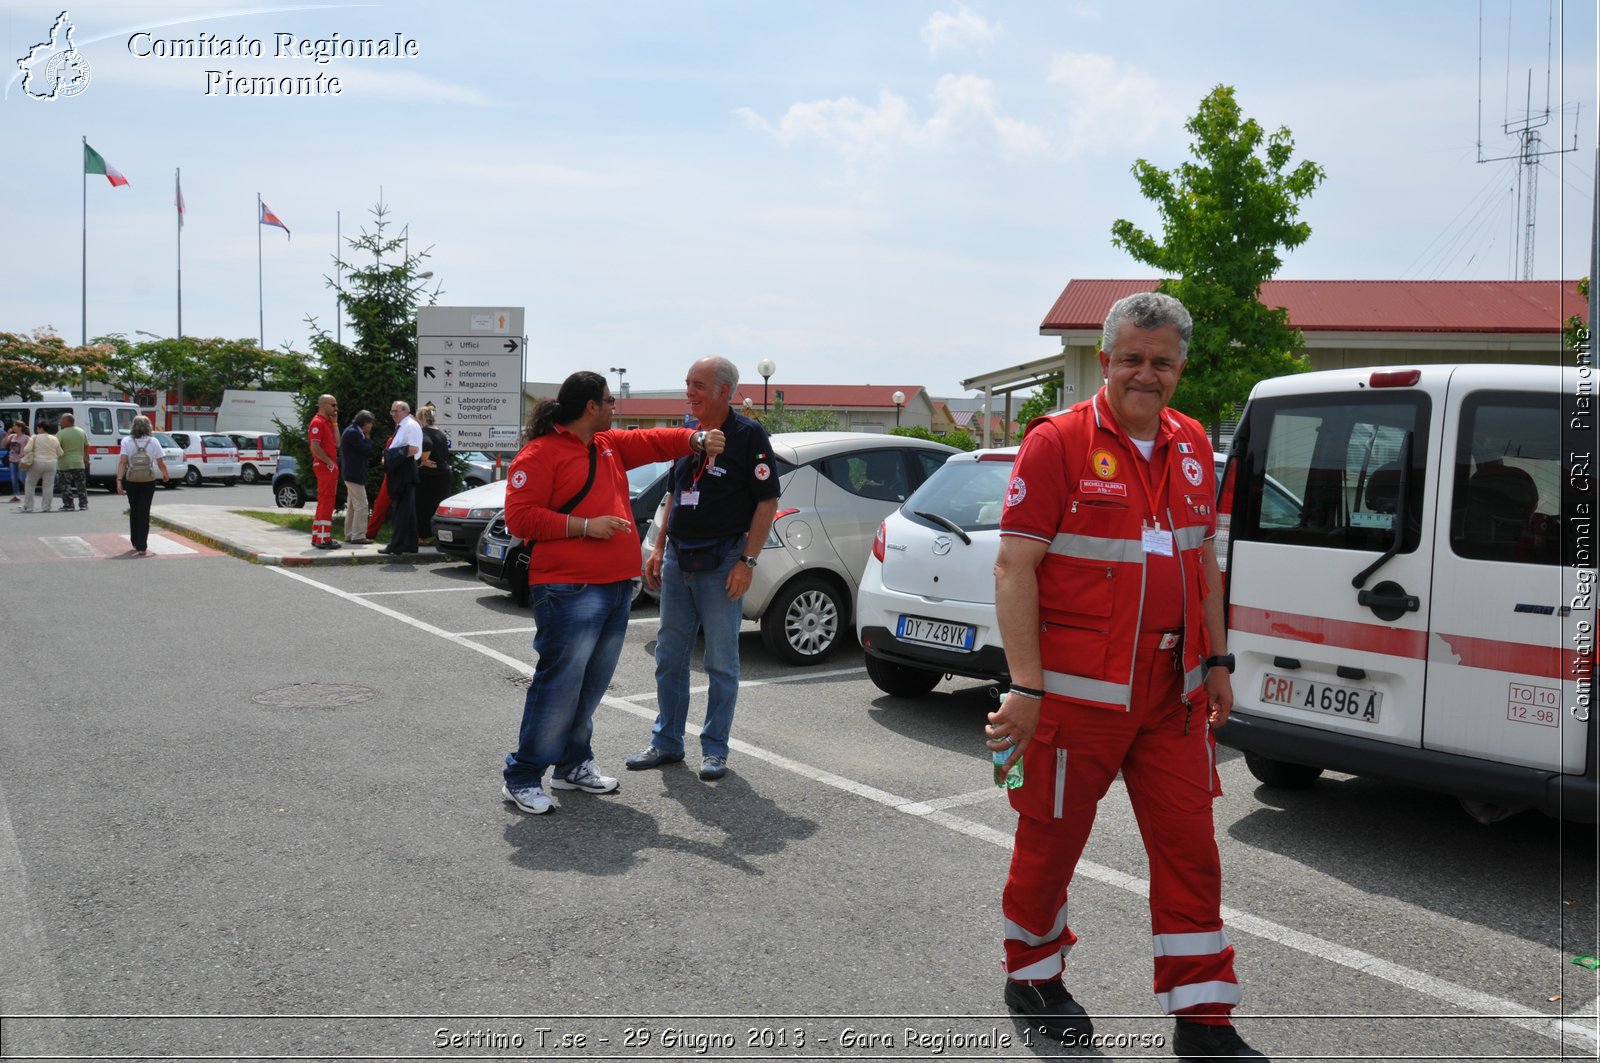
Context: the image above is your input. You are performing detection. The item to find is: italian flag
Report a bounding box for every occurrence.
[84,143,129,187]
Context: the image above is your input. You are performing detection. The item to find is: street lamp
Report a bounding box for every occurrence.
[892,389,905,427]
[609,366,628,399]
[756,357,776,411]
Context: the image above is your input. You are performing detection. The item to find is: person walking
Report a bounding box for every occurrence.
[500,370,719,816]
[414,404,452,546]
[986,292,1263,1059]
[340,411,375,545]
[115,415,171,555]
[55,413,89,512]
[306,394,342,550]
[379,401,423,555]
[5,421,29,503]
[627,356,779,783]
[18,422,63,513]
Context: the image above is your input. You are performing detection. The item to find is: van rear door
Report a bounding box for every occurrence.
[1423,369,1592,777]
[1226,372,1439,749]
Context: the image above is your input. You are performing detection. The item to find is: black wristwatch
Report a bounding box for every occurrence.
[739,555,758,569]
[1204,654,1235,674]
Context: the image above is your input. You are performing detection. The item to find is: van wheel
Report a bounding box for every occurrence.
[864,654,942,697]
[1243,752,1323,789]
[761,575,844,665]
[183,466,202,487]
[240,465,259,484]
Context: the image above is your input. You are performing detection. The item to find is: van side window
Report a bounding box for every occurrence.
[117,409,135,434]
[1234,394,1430,554]
[0,408,26,430]
[1450,392,1569,565]
[88,408,114,435]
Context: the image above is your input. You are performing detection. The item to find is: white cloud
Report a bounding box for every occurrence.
[736,74,1046,163]
[921,4,999,56]
[1046,51,1184,157]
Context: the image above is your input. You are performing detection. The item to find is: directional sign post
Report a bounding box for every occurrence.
[416,306,526,451]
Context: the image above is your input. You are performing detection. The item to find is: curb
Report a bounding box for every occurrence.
[149,514,454,568]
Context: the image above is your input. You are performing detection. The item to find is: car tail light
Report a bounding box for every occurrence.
[872,520,886,562]
[765,508,800,548]
[1369,369,1421,388]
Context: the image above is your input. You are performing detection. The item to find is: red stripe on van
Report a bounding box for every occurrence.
[1433,632,1587,681]
[1229,605,1428,659]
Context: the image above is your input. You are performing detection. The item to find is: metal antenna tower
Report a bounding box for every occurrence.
[1476,0,1579,279]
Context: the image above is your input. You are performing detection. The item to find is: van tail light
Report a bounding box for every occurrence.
[872,520,887,562]
[1369,369,1421,388]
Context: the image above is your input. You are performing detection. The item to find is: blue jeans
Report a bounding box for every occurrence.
[503,579,634,789]
[651,545,745,759]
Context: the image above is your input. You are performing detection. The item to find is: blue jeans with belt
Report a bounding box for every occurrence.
[650,545,744,759]
[503,579,634,789]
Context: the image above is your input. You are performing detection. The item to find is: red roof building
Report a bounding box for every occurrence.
[614,384,935,432]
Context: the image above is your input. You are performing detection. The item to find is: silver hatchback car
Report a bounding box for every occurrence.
[643,431,959,665]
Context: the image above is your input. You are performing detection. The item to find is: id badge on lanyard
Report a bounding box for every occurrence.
[1142,521,1174,556]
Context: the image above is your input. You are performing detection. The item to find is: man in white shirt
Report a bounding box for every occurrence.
[381,401,424,555]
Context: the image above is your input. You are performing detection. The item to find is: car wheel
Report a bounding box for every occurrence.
[864,654,942,697]
[183,465,202,487]
[240,464,259,484]
[1243,751,1323,789]
[761,575,845,665]
[275,481,305,508]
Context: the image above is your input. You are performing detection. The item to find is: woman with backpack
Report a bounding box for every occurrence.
[115,416,171,556]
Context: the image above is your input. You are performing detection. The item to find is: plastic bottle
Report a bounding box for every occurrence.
[993,747,1023,789]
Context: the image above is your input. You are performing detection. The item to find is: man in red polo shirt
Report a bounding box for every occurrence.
[306,393,341,550]
[499,370,723,816]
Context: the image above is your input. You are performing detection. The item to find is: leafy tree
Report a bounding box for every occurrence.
[1111,85,1325,442]
[1015,381,1062,434]
[756,396,841,434]
[1566,276,1591,355]
[98,334,316,408]
[890,424,976,451]
[0,327,112,400]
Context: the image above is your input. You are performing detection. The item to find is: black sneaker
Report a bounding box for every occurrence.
[1003,980,1093,1042]
[1173,1019,1266,1060]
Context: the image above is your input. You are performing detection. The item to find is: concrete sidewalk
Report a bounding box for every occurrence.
[149,505,450,567]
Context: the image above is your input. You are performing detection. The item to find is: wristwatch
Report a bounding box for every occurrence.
[739,555,758,569]
[1204,654,1235,674]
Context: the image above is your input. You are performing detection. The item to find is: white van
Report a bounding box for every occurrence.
[1216,364,1596,822]
[0,394,143,492]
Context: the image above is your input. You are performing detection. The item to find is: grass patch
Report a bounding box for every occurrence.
[231,509,392,544]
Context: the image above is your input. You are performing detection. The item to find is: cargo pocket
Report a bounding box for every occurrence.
[1041,560,1116,680]
[1008,718,1070,822]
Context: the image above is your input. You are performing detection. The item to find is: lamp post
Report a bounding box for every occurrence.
[609,366,628,399]
[892,389,905,428]
[756,357,776,411]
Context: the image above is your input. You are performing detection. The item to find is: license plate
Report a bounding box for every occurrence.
[1260,673,1382,723]
[895,614,976,651]
[481,541,505,560]
[436,529,454,542]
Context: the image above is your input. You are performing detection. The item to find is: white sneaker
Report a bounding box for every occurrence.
[501,783,552,814]
[550,760,620,794]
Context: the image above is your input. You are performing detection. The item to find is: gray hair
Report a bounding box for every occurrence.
[130,415,153,438]
[353,410,374,428]
[391,400,411,416]
[700,355,739,392]
[1101,292,1193,361]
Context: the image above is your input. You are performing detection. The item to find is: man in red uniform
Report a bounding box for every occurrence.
[988,292,1263,1060]
[306,393,341,550]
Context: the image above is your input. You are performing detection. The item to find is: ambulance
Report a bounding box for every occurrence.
[0,393,142,492]
[1215,364,1596,823]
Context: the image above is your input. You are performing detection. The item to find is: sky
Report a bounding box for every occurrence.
[1,1,1595,399]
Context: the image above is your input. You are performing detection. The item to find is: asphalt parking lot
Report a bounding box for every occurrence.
[1,482,1597,1060]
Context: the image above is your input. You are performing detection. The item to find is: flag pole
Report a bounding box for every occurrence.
[257,192,264,351]
[336,209,342,347]
[175,168,183,338]
[81,135,87,348]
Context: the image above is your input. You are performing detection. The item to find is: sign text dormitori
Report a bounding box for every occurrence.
[127,31,421,96]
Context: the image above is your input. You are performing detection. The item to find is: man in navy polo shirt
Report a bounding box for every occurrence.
[628,355,781,782]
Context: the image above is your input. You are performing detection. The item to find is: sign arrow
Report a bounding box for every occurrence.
[423,366,436,379]
[503,339,520,354]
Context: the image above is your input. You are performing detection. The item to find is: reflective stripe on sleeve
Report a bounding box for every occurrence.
[1042,669,1131,707]
[1152,930,1231,958]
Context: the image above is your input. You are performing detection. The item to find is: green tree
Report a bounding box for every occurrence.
[0,327,112,400]
[1566,276,1591,354]
[1015,381,1062,434]
[756,396,841,434]
[1111,85,1325,442]
[890,424,977,451]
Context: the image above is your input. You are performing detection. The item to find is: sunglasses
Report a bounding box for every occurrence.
[600,396,617,406]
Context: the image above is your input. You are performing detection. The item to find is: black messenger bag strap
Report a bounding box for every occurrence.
[556,443,598,515]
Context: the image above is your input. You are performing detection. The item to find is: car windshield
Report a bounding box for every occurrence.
[901,456,1014,533]
[627,461,674,496]
[154,433,177,447]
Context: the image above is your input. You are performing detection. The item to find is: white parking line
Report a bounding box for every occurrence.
[353,586,487,597]
[450,616,685,638]
[267,565,1594,1049]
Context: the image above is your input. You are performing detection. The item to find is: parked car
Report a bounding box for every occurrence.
[221,430,280,483]
[166,430,241,486]
[151,432,186,490]
[458,451,498,488]
[639,432,959,665]
[272,455,313,508]
[477,462,674,606]
[432,480,508,563]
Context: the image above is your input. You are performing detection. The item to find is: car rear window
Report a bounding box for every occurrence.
[901,457,1015,533]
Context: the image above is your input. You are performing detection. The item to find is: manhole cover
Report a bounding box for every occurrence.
[252,683,378,709]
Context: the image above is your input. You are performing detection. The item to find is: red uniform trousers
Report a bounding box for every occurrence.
[1002,632,1239,1020]
[366,476,390,540]
[312,463,340,545]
